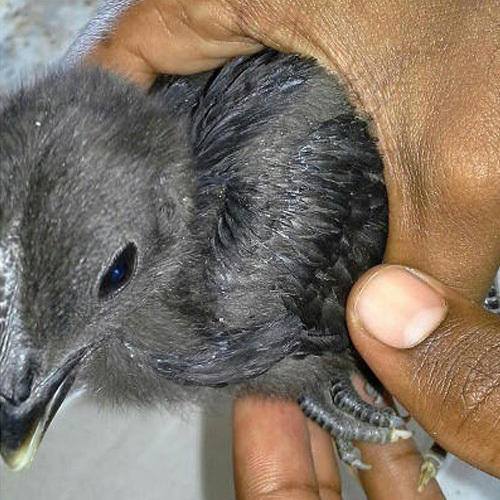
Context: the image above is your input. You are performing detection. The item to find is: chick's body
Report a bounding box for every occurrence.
[0,51,392,470]
[158,51,387,395]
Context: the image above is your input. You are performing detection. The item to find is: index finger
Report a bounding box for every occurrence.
[232,396,327,500]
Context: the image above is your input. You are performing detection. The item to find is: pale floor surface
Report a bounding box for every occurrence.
[0,1,499,499]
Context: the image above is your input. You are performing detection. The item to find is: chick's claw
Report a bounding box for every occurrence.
[418,444,447,492]
[336,438,371,471]
[298,375,411,469]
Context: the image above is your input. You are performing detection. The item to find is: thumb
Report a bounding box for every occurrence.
[346,264,500,477]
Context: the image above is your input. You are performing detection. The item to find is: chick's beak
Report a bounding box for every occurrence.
[0,357,80,471]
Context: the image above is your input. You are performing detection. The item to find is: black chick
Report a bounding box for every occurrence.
[0,50,409,472]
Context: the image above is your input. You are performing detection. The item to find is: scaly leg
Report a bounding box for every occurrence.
[298,374,411,470]
[330,375,405,429]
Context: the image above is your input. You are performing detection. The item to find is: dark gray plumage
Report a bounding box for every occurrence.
[0,50,409,471]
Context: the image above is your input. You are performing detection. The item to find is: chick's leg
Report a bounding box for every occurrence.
[298,374,411,469]
[329,375,405,429]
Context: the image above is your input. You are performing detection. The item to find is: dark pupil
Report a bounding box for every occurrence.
[110,262,127,284]
[99,243,136,298]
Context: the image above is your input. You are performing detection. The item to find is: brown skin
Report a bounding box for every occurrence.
[86,0,500,495]
[233,391,444,499]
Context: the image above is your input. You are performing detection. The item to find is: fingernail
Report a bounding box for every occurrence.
[355,266,448,348]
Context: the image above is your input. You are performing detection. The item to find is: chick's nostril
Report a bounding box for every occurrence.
[0,362,36,406]
[12,365,35,404]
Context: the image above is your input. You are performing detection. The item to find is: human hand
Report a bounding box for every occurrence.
[83,0,500,478]
[232,395,444,499]
[347,264,500,477]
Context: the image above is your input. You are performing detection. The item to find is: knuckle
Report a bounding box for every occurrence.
[236,457,321,499]
[385,444,421,470]
[251,483,321,500]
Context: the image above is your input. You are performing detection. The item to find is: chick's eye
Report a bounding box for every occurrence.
[109,262,127,284]
[99,243,137,298]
